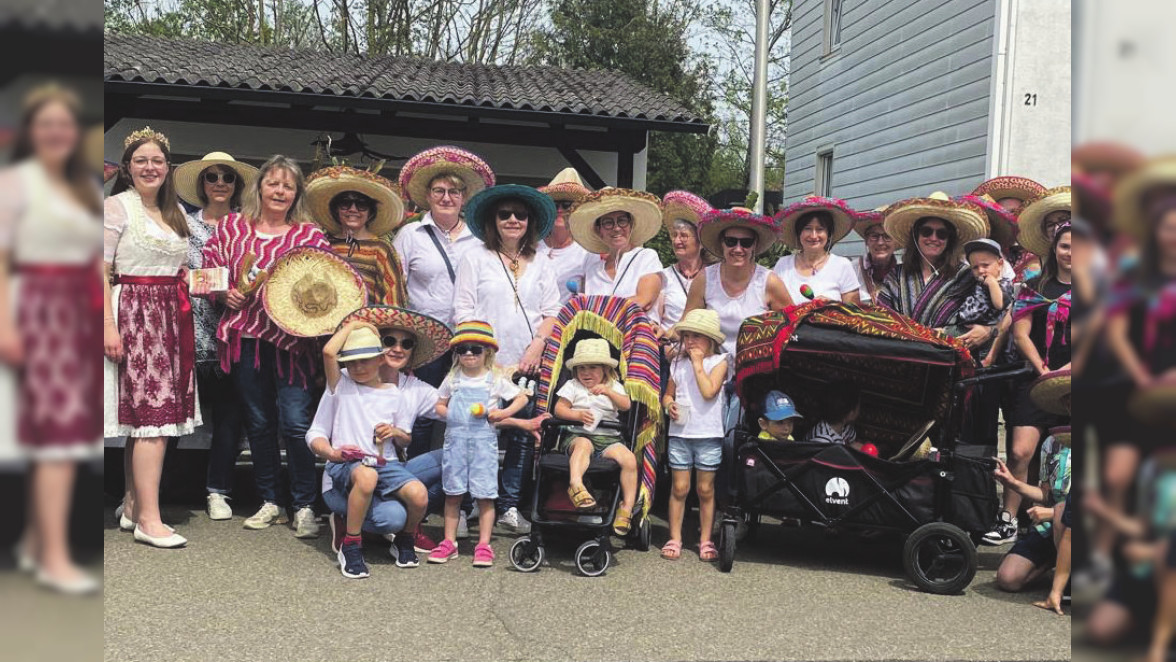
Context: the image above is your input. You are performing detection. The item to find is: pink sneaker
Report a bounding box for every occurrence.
[427,539,458,564]
[413,525,437,553]
[472,543,495,568]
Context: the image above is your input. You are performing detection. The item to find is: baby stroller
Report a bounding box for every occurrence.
[720,301,1032,594]
[508,296,663,576]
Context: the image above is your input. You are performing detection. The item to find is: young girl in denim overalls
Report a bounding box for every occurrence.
[431,321,528,567]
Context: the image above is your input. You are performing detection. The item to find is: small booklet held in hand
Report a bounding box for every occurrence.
[190,266,229,293]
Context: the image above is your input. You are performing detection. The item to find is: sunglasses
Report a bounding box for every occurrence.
[381,335,417,351]
[722,236,756,249]
[918,226,952,240]
[335,196,372,212]
[556,201,574,211]
[496,209,530,222]
[454,343,485,356]
[204,171,237,185]
[596,216,632,231]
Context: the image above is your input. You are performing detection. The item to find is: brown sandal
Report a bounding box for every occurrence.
[613,506,633,536]
[568,484,597,510]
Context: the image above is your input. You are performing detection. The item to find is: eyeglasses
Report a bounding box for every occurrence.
[596,216,632,231]
[335,196,372,212]
[865,233,892,243]
[722,236,756,249]
[556,201,574,211]
[204,171,237,185]
[131,157,167,168]
[454,344,485,356]
[496,209,530,222]
[381,335,417,351]
[918,226,951,240]
[430,187,464,198]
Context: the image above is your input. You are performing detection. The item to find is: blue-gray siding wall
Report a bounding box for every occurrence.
[784,0,996,257]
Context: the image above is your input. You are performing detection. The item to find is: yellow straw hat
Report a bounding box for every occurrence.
[306,166,406,238]
[672,308,726,347]
[883,192,989,247]
[1029,369,1071,416]
[173,152,258,208]
[568,188,663,255]
[1018,186,1072,258]
[538,168,591,203]
[1129,378,1176,428]
[1113,156,1176,241]
[262,247,368,337]
[566,338,619,369]
[337,324,385,363]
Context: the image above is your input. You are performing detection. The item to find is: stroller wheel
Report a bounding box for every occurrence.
[509,537,544,573]
[574,540,611,577]
[718,521,736,573]
[632,516,651,552]
[903,522,978,595]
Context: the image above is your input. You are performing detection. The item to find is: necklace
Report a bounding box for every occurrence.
[500,249,523,280]
[797,252,829,276]
[676,263,700,280]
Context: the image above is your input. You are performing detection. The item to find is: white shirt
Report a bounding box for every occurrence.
[556,378,628,436]
[668,353,728,438]
[659,265,696,327]
[392,212,481,326]
[582,246,663,298]
[437,370,524,408]
[772,253,861,304]
[703,263,772,358]
[453,248,561,366]
[307,372,440,492]
[536,239,589,305]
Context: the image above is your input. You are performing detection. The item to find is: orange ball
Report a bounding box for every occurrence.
[470,403,486,417]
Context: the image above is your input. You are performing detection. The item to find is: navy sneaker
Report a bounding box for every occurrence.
[392,535,420,568]
[337,540,369,579]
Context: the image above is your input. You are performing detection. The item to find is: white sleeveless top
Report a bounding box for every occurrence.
[703,263,771,357]
[659,265,694,328]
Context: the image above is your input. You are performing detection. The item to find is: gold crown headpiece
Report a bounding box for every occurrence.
[124,126,170,151]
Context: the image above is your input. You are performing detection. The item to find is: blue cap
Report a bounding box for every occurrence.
[763,390,802,421]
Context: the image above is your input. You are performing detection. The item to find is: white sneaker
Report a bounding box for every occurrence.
[457,510,470,539]
[244,502,284,530]
[497,507,532,534]
[293,507,320,538]
[207,494,233,521]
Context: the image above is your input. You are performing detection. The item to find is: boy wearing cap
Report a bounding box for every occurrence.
[959,238,1014,332]
[758,390,804,442]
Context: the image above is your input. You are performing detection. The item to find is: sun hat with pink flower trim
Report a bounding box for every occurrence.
[773,196,857,250]
[661,190,714,234]
[697,207,780,258]
[398,145,495,209]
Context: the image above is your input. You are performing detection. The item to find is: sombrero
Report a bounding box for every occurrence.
[262,247,368,338]
[567,188,663,255]
[971,176,1046,207]
[305,166,406,238]
[1129,378,1176,428]
[1019,186,1073,258]
[398,145,495,209]
[173,152,258,208]
[1072,142,1146,179]
[1048,425,1072,447]
[853,206,889,241]
[1113,156,1176,241]
[1029,369,1071,416]
[697,207,780,258]
[959,194,1019,251]
[882,192,989,247]
[773,196,856,250]
[463,184,557,243]
[661,190,713,234]
[337,306,452,369]
[1073,171,1113,230]
[538,168,591,203]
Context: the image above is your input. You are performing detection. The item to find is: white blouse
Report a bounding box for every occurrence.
[582,246,663,298]
[536,240,589,305]
[392,212,481,326]
[0,161,101,266]
[772,253,861,304]
[453,248,561,366]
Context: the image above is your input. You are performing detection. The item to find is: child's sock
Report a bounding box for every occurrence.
[343,534,362,546]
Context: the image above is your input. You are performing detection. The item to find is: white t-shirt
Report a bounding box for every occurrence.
[772,253,861,304]
[392,213,481,326]
[536,239,589,305]
[437,370,524,408]
[555,378,628,436]
[306,372,440,492]
[453,248,561,366]
[582,246,663,298]
[668,353,728,438]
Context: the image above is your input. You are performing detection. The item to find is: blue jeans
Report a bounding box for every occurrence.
[321,449,445,535]
[408,350,451,459]
[497,400,535,513]
[200,366,245,495]
[231,339,318,509]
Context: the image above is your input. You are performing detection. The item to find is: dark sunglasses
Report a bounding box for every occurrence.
[556,201,574,211]
[381,335,416,351]
[454,343,485,356]
[335,196,372,212]
[722,236,756,249]
[918,226,952,240]
[204,171,237,185]
[496,209,530,222]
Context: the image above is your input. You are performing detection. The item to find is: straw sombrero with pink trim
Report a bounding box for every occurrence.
[697,207,780,258]
[773,196,856,250]
[398,145,495,209]
[959,194,1019,252]
[971,176,1047,208]
[538,168,591,203]
[661,190,713,234]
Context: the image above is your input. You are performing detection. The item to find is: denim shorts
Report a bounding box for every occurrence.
[667,436,723,471]
[325,460,417,499]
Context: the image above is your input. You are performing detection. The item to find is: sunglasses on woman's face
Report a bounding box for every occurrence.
[556,201,574,211]
[597,216,632,231]
[381,335,416,351]
[918,226,951,240]
[722,236,756,249]
[496,209,529,222]
[336,196,372,212]
[204,171,237,185]
[454,344,485,356]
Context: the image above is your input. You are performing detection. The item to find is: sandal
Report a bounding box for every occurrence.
[660,539,682,560]
[613,506,633,537]
[567,484,597,510]
[698,541,718,562]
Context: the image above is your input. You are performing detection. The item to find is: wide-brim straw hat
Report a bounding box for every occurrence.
[773,196,856,250]
[173,152,258,208]
[853,206,888,241]
[672,308,725,346]
[1029,369,1071,417]
[306,166,406,238]
[337,305,453,369]
[959,194,1019,251]
[661,190,713,234]
[566,337,619,369]
[1113,156,1176,241]
[883,192,989,248]
[463,184,556,243]
[1048,425,1072,447]
[1129,378,1176,427]
[697,207,780,258]
[1019,186,1073,258]
[337,324,385,363]
[398,145,495,209]
[538,168,591,203]
[970,176,1047,206]
[568,188,663,255]
[262,247,368,338]
[1072,142,1146,179]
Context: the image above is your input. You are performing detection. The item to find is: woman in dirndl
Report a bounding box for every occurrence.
[104,126,200,549]
[0,85,103,592]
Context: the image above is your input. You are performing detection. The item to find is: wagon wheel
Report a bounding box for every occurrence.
[631,515,651,552]
[903,522,978,595]
[575,540,611,577]
[718,521,737,573]
[509,537,544,573]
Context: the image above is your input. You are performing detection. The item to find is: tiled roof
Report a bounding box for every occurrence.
[104,33,706,126]
[0,0,101,33]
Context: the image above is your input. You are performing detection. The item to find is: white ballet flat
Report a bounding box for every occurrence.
[133,525,187,549]
[36,569,101,596]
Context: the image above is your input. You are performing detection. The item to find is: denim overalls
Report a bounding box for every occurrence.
[442,372,500,500]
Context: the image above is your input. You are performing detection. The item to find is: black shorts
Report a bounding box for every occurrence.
[1061,493,1072,529]
[1008,377,1068,430]
[1008,528,1056,568]
[1105,572,1157,626]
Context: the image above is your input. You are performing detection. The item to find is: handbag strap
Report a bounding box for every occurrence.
[496,254,535,339]
[423,224,456,283]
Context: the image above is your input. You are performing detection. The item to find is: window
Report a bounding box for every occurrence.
[815,149,834,197]
[824,0,844,55]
